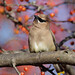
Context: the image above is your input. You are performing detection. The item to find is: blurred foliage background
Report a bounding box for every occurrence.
[0,0,75,75]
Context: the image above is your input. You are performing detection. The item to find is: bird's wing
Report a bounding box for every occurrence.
[50,30,56,43]
[50,30,59,50]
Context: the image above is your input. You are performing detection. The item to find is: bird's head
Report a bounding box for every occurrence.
[33,14,50,28]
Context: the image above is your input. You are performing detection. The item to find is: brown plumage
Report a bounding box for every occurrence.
[28,14,56,53]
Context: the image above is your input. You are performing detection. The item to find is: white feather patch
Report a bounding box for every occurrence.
[34,42,48,52]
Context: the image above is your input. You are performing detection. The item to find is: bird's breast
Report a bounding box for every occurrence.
[29,28,56,52]
[34,42,49,52]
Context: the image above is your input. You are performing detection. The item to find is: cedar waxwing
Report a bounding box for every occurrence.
[28,14,56,53]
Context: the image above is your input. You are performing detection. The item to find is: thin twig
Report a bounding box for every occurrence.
[39,64,55,75]
[58,33,75,48]
[0,47,8,54]
[12,59,21,75]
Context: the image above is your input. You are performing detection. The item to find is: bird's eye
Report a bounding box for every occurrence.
[38,17,46,22]
[34,15,47,22]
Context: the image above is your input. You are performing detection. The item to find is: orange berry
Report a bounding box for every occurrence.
[18,17,22,22]
[19,5,23,9]
[70,41,74,45]
[52,30,56,34]
[14,29,19,34]
[6,6,12,11]
[24,67,28,71]
[21,27,26,32]
[47,2,55,7]
[73,50,75,52]
[60,28,64,32]
[25,30,29,34]
[70,10,74,15]
[21,72,24,75]
[21,27,29,34]
[73,9,75,13]
[0,7,4,14]
[25,0,29,2]
[23,45,28,49]
[22,7,26,11]
[24,15,29,22]
[68,18,73,22]
[41,72,45,75]
[50,13,55,17]
[17,8,21,12]
[18,25,22,29]
[20,0,24,2]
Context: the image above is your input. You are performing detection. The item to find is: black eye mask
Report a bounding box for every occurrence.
[34,15,47,22]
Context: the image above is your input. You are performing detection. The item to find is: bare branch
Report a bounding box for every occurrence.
[58,32,75,48]
[0,2,30,31]
[0,50,75,67]
[39,64,55,75]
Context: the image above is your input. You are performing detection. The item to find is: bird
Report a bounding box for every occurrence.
[28,14,57,53]
[28,14,59,74]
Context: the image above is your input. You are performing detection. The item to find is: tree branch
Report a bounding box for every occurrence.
[0,50,75,67]
[65,65,75,75]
